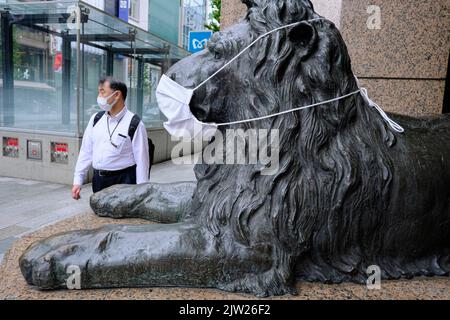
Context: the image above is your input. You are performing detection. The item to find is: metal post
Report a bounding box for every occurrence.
[161,44,171,74]
[106,48,114,76]
[81,20,85,128]
[136,57,144,117]
[75,5,81,138]
[1,12,14,126]
[129,28,136,111]
[61,32,71,125]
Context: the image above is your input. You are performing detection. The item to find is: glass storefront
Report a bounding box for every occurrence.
[10,24,78,132]
[0,0,189,136]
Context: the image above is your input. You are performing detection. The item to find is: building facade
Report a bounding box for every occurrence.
[148,0,183,46]
[91,0,149,30]
[148,0,210,51]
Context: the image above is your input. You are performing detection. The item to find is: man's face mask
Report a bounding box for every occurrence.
[156,18,403,142]
[97,91,119,112]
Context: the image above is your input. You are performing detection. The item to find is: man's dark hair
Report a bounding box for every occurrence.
[99,77,128,101]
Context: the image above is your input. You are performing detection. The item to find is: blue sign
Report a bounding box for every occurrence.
[118,0,129,22]
[188,31,213,53]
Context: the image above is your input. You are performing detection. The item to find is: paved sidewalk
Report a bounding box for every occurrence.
[0,156,196,263]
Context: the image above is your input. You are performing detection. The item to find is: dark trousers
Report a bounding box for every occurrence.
[92,165,137,193]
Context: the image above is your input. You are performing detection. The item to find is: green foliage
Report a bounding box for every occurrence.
[204,0,221,32]
[0,28,23,70]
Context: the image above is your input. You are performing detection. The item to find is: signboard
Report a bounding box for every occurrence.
[50,35,62,56]
[53,53,63,73]
[118,0,129,22]
[51,142,69,164]
[188,31,213,53]
[3,137,19,158]
[27,140,42,160]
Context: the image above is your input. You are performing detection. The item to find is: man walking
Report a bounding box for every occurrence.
[72,77,149,200]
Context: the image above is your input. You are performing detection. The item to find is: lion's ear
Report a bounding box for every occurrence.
[288,21,318,61]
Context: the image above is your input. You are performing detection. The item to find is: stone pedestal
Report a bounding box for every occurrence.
[221,0,449,116]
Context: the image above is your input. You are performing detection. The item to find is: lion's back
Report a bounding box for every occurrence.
[389,112,450,131]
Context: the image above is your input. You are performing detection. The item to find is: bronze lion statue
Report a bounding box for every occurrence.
[19,0,450,297]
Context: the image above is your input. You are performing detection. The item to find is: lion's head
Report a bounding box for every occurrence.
[168,0,363,132]
[166,0,397,287]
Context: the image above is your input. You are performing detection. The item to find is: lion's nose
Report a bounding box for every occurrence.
[190,90,210,122]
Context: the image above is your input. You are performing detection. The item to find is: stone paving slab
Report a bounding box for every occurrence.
[0,178,93,230]
[0,226,30,241]
[0,212,448,300]
[0,236,18,255]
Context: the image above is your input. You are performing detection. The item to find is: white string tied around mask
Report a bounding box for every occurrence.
[215,81,405,133]
[191,18,405,133]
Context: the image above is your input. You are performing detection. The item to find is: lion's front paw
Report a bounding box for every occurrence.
[19,228,112,289]
[90,182,196,223]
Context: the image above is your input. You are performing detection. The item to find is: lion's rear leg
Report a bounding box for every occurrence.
[89,182,196,223]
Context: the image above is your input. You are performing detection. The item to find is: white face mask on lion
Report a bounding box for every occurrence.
[156,18,404,142]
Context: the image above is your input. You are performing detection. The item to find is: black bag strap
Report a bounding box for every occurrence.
[128,114,141,141]
[128,114,155,169]
[93,111,106,127]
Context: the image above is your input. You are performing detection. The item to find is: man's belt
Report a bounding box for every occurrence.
[94,164,137,177]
